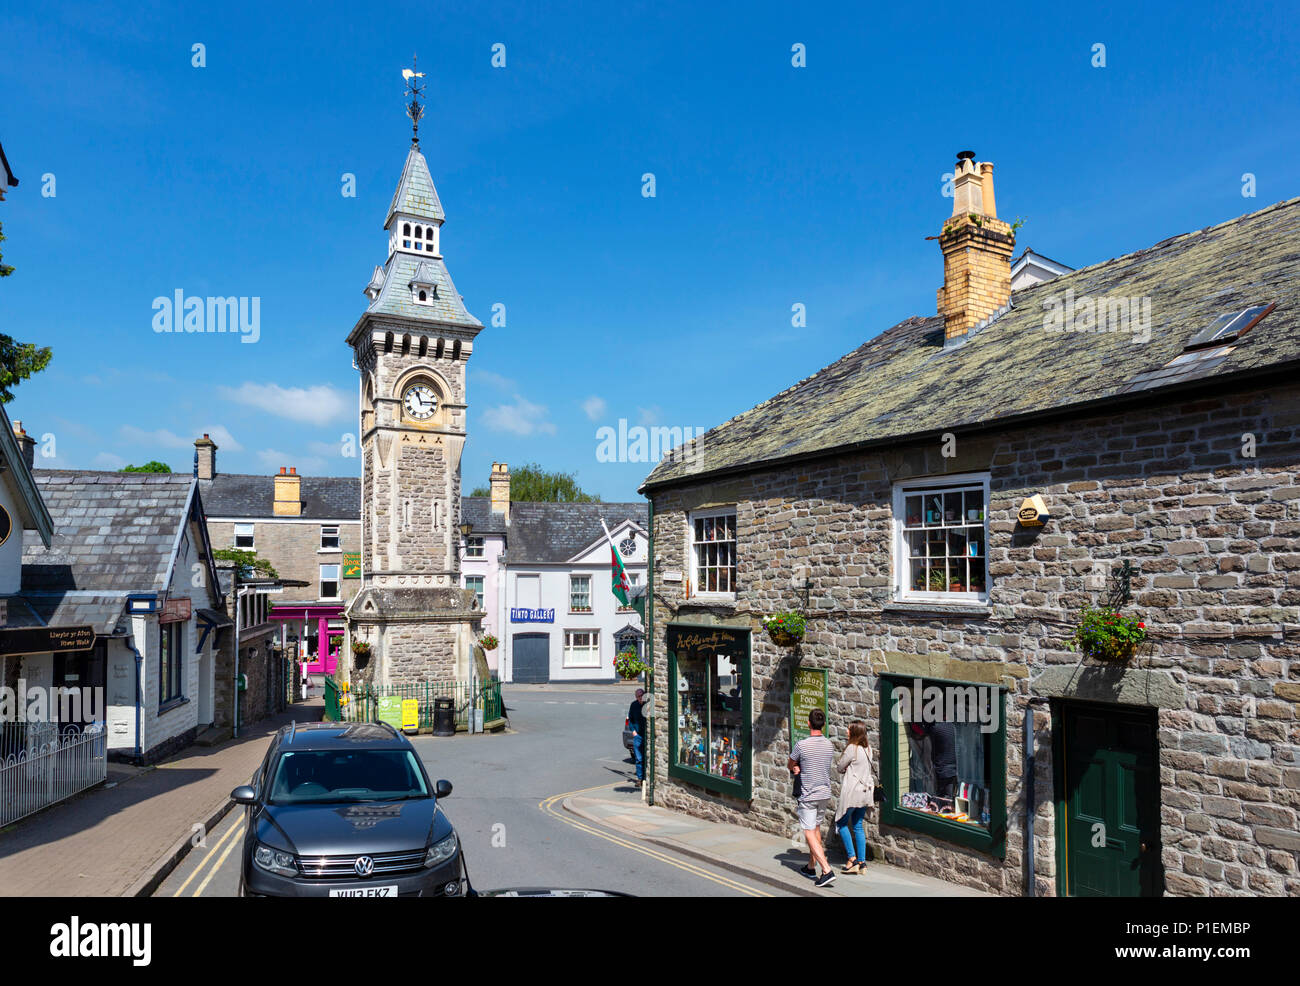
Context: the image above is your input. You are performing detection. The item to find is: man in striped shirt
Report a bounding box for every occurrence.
[789,708,836,887]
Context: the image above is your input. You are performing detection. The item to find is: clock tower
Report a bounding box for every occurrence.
[344,73,485,687]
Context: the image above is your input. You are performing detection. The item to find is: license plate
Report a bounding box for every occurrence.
[329,885,398,897]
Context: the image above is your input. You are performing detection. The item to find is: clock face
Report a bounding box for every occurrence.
[403,384,438,420]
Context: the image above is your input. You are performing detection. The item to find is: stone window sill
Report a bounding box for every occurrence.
[882,600,991,619]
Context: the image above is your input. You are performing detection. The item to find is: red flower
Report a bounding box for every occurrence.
[1138,622,1145,629]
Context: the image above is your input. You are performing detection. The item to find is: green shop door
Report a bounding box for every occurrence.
[1054,702,1161,897]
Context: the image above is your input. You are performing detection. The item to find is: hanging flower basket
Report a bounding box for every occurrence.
[614,648,650,680]
[1067,606,1147,662]
[480,634,499,651]
[763,611,806,647]
[351,641,372,658]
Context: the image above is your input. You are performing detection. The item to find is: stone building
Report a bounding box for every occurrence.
[639,155,1300,897]
[198,436,360,676]
[341,128,485,687]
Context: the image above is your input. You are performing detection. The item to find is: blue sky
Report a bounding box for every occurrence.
[1,1,1296,501]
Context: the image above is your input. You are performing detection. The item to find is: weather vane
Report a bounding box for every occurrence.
[402,55,426,146]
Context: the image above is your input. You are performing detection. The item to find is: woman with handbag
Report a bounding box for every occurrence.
[834,721,875,874]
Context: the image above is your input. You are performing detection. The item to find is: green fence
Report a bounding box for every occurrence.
[325,678,504,732]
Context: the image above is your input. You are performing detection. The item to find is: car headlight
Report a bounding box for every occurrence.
[424,832,458,868]
[253,843,298,877]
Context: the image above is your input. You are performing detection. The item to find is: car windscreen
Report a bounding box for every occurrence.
[268,749,430,805]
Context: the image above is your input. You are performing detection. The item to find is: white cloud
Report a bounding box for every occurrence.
[217,382,351,425]
[119,425,189,448]
[204,425,244,452]
[93,451,127,469]
[637,405,663,426]
[472,370,516,391]
[308,439,350,458]
[482,396,557,437]
[582,396,607,422]
[256,448,328,474]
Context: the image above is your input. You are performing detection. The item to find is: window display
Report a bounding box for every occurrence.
[879,675,1007,856]
[668,625,750,797]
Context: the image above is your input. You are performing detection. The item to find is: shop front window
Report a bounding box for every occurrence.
[668,625,750,798]
[880,674,1007,856]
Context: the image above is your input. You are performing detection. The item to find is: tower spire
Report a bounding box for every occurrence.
[402,55,426,147]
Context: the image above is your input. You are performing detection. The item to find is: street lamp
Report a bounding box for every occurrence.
[459,522,473,537]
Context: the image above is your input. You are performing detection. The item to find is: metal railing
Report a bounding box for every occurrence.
[326,679,504,731]
[0,724,108,827]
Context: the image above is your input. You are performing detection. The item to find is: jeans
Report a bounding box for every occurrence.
[632,732,645,780]
[837,806,867,861]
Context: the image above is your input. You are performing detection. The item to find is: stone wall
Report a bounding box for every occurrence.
[207,519,361,605]
[649,383,1300,896]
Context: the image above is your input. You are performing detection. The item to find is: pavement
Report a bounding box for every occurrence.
[564,792,992,897]
[0,697,323,897]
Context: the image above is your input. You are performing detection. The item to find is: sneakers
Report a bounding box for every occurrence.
[814,871,836,888]
[799,863,816,877]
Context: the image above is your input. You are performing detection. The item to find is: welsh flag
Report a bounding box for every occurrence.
[610,542,631,607]
[603,520,632,607]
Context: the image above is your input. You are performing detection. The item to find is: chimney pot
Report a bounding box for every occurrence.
[12,420,35,471]
[937,155,1014,343]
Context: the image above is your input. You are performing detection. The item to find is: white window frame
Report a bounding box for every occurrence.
[569,574,592,613]
[688,507,738,600]
[465,536,485,558]
[319,564,341,601]
[619,572,641,612]
[464,574,485,610]
[234,523,255,549]
[563,629,601,669]
[892,472,991,603]
[320,525,340,551]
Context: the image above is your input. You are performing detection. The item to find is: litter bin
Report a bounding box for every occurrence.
[432,697,455,736]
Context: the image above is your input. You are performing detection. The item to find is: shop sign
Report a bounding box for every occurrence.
[377,695,404,730]
[401,699,419,733]
[343,553,362,578]
[510,607,555,623]
[790,665,829,747]
[666,626,744,653]
[160,597,192,623]
[0,624,95,657]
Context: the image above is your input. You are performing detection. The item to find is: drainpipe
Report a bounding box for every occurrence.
[234,584,257,739]
[1024,697,1049,896]
[646,498,655,806]
[126,637,145,761]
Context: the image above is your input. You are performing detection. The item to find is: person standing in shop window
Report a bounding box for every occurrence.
[789,708,837,888]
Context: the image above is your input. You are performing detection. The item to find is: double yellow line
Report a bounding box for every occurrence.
[171,813,246,897]
[538,784,772,897]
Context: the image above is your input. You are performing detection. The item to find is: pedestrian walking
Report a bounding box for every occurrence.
[788,708,836,888]
[835,721,875,874]
[628,687,649,788]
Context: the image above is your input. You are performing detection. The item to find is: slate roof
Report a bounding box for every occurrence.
[22,472,196,592]
[643,197,1300,490]
[503,501,648,564]
[461,496,507,535]
[201,474,360,520]
[360,249,482,330]
[386,145,445,226]
[25,593,129,635]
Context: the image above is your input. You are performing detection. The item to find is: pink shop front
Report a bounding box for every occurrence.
[271,603,344,675]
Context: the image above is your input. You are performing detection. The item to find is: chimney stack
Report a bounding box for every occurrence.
[12,421,35,471]
[273,465,302,516]
[194,433,218,480]
[937,152,1015,343]
[489,462,510,522]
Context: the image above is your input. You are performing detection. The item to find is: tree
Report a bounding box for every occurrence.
[213,548,279,580]
[0,221,53,404]
[121,461,172,473]
[470,461,601,502]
